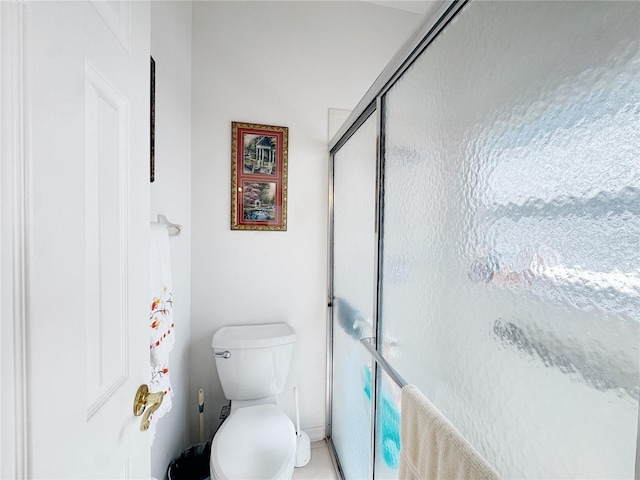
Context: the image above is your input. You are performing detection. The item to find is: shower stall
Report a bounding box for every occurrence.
[326,1,640,478]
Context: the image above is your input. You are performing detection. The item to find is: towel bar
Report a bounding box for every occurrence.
[360,337,408,388]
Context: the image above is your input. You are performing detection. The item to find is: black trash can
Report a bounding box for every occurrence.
[167,441,212,480]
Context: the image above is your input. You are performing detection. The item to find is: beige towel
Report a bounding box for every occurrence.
[399,385,500,480]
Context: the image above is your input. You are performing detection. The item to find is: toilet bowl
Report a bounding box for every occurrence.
[210,404,296,480]
[209,323,297,480]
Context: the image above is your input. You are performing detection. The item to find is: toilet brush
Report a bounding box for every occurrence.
[293,386,311,467]
[198,388,205,443]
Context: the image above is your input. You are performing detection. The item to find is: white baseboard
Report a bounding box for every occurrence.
[303,425,325,443]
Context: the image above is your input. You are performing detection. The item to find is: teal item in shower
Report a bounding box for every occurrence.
[361,364,400,469]
[379,394,400,469]
[363,364,372,400]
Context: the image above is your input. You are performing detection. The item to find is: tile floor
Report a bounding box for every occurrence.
[292,440,339,480]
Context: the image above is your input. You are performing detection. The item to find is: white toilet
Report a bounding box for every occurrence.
[209,323,297,480]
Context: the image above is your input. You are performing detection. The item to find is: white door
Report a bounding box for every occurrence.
[8,1,151,477]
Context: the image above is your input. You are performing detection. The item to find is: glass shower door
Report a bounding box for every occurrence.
[379,1,640,478]
[330,113,378,479]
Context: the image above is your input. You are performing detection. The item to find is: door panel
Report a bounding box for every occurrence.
[84,59,130,418]
[24,1,150,477]
[330,113,378,479]
[379,1,639,478]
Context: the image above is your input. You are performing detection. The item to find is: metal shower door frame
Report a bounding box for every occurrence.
[326,0,640,478]
[325,2,469,478]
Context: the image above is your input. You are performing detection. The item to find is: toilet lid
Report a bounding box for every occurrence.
[210,404,296,480]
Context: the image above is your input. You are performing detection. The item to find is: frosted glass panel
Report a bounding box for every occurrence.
[331,114,377,479]
[380,2,639,478]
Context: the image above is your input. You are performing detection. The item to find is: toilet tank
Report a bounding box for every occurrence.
[212,323,296,401]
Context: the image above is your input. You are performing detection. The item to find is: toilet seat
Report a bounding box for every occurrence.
[210,404,296,480]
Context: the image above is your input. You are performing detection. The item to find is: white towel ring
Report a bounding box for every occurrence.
[157,214,182,237]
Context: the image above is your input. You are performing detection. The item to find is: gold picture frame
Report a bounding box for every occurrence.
[231,122,288,231]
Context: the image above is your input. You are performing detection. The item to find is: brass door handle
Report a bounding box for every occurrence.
[133,384,164,431]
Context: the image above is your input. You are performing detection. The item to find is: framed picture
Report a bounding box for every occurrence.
[231,122,288,231]
[150,56,155,182]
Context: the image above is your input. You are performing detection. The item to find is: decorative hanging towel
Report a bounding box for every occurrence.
[149,222,175,442]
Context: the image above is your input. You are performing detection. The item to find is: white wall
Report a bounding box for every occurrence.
[1,4,26,478]
[190,1,420,444]
[150,2,192,478]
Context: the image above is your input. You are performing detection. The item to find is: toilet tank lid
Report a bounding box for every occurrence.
[212,323,296,349]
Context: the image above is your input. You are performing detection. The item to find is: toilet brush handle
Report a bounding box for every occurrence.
[198,388,205,443]
[294,386,301,437]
